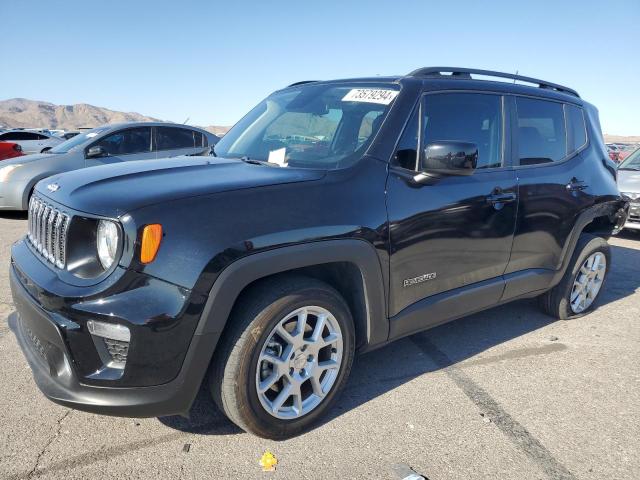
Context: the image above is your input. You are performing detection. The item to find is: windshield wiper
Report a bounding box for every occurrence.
[238,155,276,166]
[618,167,640,171]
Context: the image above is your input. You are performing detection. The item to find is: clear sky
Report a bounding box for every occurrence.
[1,0,638,134]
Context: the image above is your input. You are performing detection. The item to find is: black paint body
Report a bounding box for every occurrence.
[9,73,627,417]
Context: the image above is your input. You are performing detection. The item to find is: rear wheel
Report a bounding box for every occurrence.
[210,276,355,439]
[539,234,610,319]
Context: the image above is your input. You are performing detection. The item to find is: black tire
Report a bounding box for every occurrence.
[539,233,611,320]
[210,275,355,439]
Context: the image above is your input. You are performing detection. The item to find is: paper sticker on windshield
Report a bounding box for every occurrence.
[342,89,399,105]
[268,147,287,166]
[86,133,98,138]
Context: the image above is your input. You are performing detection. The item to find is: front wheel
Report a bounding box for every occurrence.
[539,234,611,319]
[210,276,355,439]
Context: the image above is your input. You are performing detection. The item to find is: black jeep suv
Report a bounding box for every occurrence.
[9,67,628,439]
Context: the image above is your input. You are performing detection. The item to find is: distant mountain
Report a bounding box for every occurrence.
[0,98,232,137]
[603,134,640,145]
[0,98,162,130]
[203,125,231,136]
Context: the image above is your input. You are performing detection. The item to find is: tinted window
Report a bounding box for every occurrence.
[422,93,503,169]
[0,131,41,140]
[156,127,196,150]
[516,97,566,165]
[395,106,419,170]
[566,104,587,153]
[93,127,151,155]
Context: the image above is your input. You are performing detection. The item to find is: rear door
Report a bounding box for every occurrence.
[154,126,205,158]
[504,96,593,291]
[85,127,155,166]
[387,91,518,317]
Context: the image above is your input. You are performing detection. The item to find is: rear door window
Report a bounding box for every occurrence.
[516,97,567,165]
[156,127,196,151]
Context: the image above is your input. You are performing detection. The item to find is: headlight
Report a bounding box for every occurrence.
[96,220,119,270]
[621,192,640,201]
[0,164,21,182]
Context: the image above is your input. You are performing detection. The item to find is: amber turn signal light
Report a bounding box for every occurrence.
[140,224,162,264]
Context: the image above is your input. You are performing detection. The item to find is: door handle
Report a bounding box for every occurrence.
[566,178,588,192]
[486,190,517,205]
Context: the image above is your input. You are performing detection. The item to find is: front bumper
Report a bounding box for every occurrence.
[624,202,640,230]
[9,240,220,417]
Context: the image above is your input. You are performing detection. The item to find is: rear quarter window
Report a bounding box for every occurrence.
[565,104,587,153]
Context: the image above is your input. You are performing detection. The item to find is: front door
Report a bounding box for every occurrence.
[387,92,517,317]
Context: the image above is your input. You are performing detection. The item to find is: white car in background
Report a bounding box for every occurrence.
[0,129,63,153]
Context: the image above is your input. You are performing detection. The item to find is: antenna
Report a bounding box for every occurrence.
[183,117,190,124]
[514,70,518,83]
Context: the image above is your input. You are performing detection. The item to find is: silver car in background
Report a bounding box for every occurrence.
[0,129,63,153]
[617,147,640,232]
[0,122,218,210]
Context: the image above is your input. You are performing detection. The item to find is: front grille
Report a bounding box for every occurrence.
[27,196,70,269]
[104,338,129,365]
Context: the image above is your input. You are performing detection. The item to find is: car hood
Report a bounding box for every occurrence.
[2,152,56,165]
[618,169,640,194]
[35,156,326,217]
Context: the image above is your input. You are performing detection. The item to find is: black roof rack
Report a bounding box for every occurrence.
[407,67,579,98]
[287,80,318,87]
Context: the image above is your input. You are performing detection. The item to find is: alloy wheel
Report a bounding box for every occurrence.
[570,252,607,314]
[255,306,343,419]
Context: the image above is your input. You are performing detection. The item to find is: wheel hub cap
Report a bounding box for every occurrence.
[570,252,607,314]
[256,306,343,419]
[292,352,308,370]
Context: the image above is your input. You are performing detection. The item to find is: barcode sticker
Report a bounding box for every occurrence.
[342,88,399,105]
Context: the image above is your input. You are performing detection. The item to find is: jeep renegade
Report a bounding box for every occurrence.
[9,67,628,439]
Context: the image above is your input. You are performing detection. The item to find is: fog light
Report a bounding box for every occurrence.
[87,320,130,342]
[87,320,130,371]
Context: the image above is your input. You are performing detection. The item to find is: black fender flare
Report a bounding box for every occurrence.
[551,200,626,286]
[194,239,388,349]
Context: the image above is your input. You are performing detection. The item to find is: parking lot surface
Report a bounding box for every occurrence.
[0,212,638,480]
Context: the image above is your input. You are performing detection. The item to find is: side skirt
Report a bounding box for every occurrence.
[384,268,554,347]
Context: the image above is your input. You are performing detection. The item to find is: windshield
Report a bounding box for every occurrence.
[49,128,109,154]
[214,82,399,169]
[619,147,640,170]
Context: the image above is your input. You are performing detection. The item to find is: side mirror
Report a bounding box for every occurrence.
[86,146,106,158]
[419,141,478,177]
